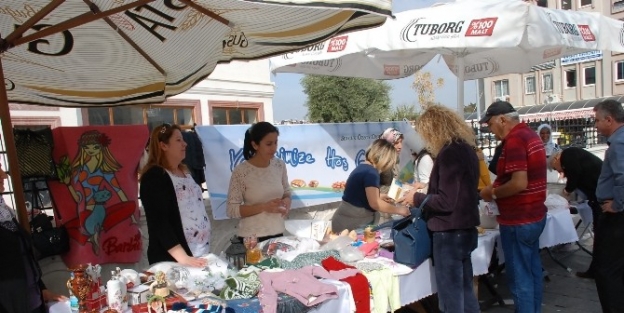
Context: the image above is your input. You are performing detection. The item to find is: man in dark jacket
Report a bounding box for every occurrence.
[548,147,603,278]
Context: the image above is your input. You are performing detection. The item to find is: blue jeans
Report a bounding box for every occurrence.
[432,228,480,313]
[499,217,546,313]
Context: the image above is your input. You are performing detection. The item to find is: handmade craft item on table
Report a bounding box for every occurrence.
[130,293,186,313]
[363,226,376,243]
[147,295,167,313]
[243,235,261,264]
[150,271,171,298]
[67,264,95,313]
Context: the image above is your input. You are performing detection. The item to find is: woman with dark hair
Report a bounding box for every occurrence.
[0,163,67,313]
[227,122,292,242]
[140,124,210,266]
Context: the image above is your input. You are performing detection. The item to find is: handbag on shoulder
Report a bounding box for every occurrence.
[373,195,432,268]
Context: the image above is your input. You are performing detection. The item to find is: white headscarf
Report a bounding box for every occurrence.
[537,124,559,157]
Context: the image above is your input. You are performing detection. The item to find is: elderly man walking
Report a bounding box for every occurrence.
[479,101,547,313]
[593,99,624,313]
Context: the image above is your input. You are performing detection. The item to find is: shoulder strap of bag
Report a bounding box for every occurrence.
[371,194,431,231]
[410,194,430,219]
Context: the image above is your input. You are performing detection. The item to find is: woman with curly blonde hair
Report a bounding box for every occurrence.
[414,105,476,156]
[400,105,481,313]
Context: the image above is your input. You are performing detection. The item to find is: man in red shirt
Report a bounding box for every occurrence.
[480,101,547,313]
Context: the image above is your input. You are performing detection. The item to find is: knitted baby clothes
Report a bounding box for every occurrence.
[321,256,371,313]
[219,271,261,300]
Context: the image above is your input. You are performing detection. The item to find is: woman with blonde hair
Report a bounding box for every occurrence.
[332,139,410,233]
[140,124,209,266]
[400,105,481,313]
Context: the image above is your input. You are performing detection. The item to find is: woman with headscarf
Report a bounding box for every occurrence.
[537,124,559,157]
[379,127,404,194]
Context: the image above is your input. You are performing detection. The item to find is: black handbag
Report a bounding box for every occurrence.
[373,195,432,268]
[13,127,57,179]
[30,210,69,260]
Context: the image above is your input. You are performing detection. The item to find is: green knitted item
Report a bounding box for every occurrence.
[279,250,340,270]
[219,271,261,300]
[254,257,281,269]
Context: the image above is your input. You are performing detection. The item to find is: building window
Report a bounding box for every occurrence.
[88,107,112,125]
[536,0,548,7]
[561,0,572,9]
[565,69,577,88]
[579,0,591,7]
[212,108,259,125]
[86,105,196,130]
[542,73,553,91]
[616,61,624,81]
[615,0,624,13]
[525,76,536,94]
[583,66,596,86]
[493,80,509,100]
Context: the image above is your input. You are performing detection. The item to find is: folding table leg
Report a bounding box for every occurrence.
[545,248,572,272]
[480,275,505,306]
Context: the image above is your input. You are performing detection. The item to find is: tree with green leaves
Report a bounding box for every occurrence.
[301,75,391,122]
[392,103,420,121]
[464,102,477,114]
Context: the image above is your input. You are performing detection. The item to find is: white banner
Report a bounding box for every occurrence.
[196,122,422,220]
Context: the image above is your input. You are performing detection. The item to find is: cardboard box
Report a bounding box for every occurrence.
[128,284,150,306]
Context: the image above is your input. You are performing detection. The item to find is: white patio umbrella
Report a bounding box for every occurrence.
[0,0,392,230]
[271,0,624,113]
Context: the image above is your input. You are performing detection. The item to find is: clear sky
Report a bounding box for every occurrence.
[270,0,478,121]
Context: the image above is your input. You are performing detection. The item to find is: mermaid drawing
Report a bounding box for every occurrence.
[62,130,136,254]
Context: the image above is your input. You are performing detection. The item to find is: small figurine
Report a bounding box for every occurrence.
[147,295,166,313]
[149,271,171,298]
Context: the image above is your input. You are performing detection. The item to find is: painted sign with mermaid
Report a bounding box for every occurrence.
[49,126,148,265]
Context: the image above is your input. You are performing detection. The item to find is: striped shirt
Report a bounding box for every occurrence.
[494,123,547,225]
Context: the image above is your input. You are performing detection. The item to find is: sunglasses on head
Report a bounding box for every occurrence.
[160,123,172,134]
[157,123,174,142]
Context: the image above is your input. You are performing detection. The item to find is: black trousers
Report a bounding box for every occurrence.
[594,212,624,313]
[586,200,603,274]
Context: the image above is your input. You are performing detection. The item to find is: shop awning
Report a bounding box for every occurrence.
[465,95,624,121]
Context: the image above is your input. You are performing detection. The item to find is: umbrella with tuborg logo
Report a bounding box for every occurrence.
[270,0,624,113]
[0,0,392,231]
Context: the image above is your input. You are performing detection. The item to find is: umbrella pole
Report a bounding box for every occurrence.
[457,56,465,114]
[0,59,30,232]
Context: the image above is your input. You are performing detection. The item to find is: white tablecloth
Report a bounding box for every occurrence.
[472,230,499,276]
[398,258,437,306]
[495,208,579,264]
[311,279,355,312]
[539,208,579,248]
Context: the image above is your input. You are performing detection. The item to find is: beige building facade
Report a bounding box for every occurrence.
[483,0,624,109]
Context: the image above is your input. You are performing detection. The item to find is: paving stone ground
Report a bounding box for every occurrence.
[400,217,602,313]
